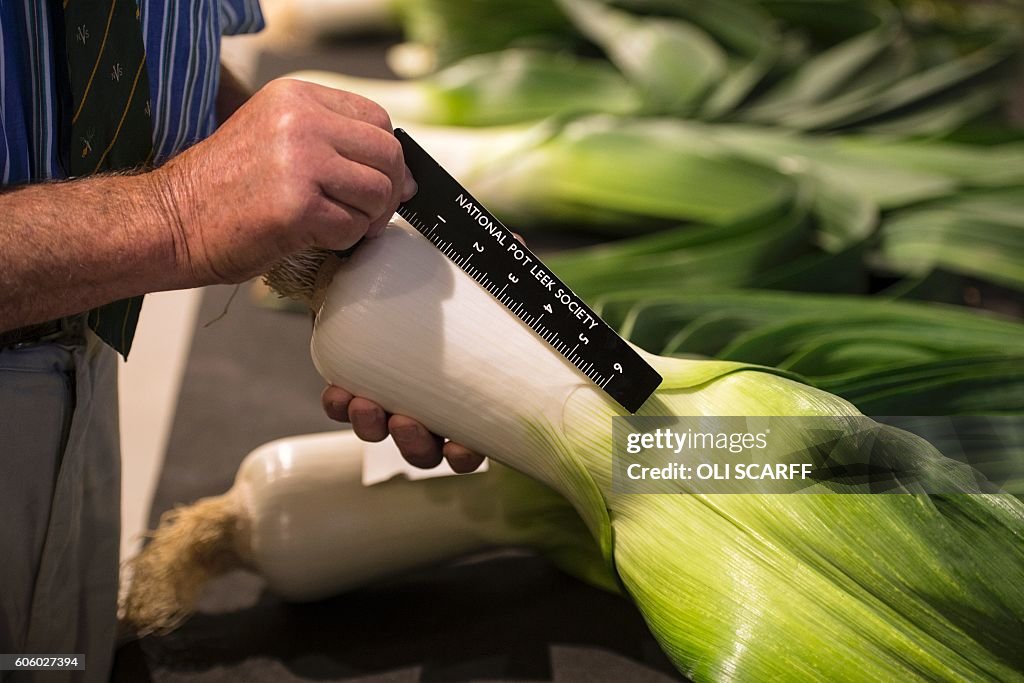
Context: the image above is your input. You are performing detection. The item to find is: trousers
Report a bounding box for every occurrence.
[0,328,121,683]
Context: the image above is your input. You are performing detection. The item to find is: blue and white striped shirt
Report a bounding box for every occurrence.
[0,0,264,185]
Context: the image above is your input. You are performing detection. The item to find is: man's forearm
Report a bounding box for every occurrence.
[0,62,251,333]
[0,171,190,332]
[0,74,413,333]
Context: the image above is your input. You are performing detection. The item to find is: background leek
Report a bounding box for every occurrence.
[122,430,613,634]
[288,0,1024,303]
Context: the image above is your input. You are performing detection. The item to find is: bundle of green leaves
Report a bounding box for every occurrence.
[292,0,1024,297]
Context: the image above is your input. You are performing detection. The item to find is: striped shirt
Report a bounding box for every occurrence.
[0,0,264,185]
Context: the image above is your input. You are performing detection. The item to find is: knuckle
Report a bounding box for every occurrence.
[274,107,295,132]
[386,136,405,175]
[355,424,387,443]
[364,131,404,184]
[270,117,304,169]
[369,174,394,213]
[350,402,380,422]
[266,77,303,99]
[278,182,316,224]
[272,108,305,141]
[362,100,393,132]
[391,423,443,467]
[322,397,350,422]
[333,207,370,238]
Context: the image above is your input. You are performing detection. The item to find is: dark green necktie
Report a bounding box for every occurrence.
[63,0,153,357]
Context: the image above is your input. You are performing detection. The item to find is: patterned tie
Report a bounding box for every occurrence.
[62,0,153,357]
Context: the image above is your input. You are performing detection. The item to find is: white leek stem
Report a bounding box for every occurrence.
[263,0,400,40]
[120,429,608,634]
[232,431,587,601]
[289,70,439,124]
[311,221,617,542]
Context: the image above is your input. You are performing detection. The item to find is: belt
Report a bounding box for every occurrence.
[0,315,87,350]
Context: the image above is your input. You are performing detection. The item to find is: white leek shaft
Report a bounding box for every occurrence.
[289,70,437,123]
[236,432,535,601]
[263,0,399,40]
[122,429,608,633]
[311,223,599,511]
[310,221,782,549]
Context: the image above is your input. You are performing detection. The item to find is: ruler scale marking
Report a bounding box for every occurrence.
[395,129,661,413]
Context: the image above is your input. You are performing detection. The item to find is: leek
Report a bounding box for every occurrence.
[543,196,824,297]
[387,117,797,233]
[290,49,640,127]
[554,0,727,115]
[337,109,1023,219]
[877,188,1024,291]
[298,221,1023,680]
[262,0,402,40]
[383,0,1021,130]
[591,289,1024,416]
[395,0,579,67]
[121,430,611,634]
[366,117,1024,295]
[596,289,1024,370]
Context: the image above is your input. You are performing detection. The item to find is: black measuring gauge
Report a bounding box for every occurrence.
[395,128,662,414]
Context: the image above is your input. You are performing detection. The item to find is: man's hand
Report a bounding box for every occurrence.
[315,228,532,475]
[321,385,486,474]
[0,76,418,331]
[157,77,416,285]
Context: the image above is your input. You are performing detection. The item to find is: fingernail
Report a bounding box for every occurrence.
[402,167,418,200]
